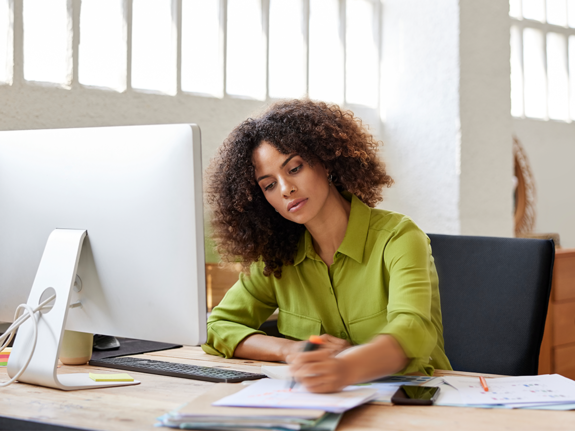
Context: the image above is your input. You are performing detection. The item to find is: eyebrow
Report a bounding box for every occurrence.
[256,154,298,183]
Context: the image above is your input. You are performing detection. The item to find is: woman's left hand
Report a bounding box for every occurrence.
[287,348,354,393]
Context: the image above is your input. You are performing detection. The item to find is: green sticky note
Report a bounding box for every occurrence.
[89,372,134,382]
[0,362,8,367]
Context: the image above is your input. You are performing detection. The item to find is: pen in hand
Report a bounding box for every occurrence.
[289,335,324,390]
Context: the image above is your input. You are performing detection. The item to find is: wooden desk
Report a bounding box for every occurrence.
[1,346,573,431]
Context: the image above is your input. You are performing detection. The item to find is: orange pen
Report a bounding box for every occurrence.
[479,376,489,392]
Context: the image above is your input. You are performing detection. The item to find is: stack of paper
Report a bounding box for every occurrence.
[436,374,575,410]
[157,383,343,430]
[260,365,442,405]
[214,379,378,413]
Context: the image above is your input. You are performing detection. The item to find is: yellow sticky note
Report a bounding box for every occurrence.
[1,348,12,354]
[89,372,134,382]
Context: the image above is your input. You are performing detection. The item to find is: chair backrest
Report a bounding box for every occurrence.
[428,234,555,376]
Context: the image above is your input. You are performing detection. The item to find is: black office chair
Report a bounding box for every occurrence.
[428,233,555,376]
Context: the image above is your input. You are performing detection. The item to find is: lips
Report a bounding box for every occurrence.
[287,198,308,212]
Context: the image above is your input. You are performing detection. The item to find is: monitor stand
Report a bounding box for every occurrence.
[7,229,140,390]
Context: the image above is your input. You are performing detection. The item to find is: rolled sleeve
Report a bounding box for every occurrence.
[201,267,277,358]
[379,221,437,372]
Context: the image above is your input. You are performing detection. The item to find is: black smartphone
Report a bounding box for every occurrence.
[391,385,441,405]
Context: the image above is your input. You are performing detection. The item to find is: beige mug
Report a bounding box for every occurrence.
[60,330,93,365]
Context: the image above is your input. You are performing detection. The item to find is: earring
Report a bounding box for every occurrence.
[327,174,333,186]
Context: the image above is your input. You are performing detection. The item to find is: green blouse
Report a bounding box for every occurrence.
[202,193,452,375]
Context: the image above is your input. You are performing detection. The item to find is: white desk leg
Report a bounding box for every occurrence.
[7,229,139,390]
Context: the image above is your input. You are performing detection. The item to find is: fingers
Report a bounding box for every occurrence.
[287,348,330,366]
[291,360,348,393]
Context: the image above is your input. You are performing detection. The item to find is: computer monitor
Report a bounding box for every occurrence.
[0,124,206,389]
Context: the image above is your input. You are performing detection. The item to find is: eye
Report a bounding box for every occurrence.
[290,164,302,174]
[264,182,276,191]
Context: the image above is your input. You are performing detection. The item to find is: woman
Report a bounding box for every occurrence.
[202,99,451,393]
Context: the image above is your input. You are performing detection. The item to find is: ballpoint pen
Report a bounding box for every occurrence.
[289,335,324,390]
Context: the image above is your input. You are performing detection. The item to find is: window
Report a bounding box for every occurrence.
[23,0,71,85]
[131,0,177,95]
[510,0,575,121]
[6,0,382,111]
[268,0,306,99]
[79,0,126,91]
[346,0,379,107]
[181,0,223,97]
[309,0,344,104]
[226,0,266,100]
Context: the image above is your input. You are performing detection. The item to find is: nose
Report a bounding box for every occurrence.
[279,178,295,199]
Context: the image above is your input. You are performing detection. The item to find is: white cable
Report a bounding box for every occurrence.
[0,294,56,387]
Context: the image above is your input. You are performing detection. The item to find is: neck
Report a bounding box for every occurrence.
[305,189,351,267]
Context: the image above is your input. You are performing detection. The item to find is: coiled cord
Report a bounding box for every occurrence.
[0,294,56,387]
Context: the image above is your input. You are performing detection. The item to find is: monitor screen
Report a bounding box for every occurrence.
[0,124,206,346]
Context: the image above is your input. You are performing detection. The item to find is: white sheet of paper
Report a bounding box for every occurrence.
[213,378,378,413]
[442,374,575,406]
[261,365,292,380]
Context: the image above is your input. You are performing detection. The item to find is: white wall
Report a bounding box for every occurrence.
[0,82,264,175]
[459,0,514,237]
[379,0,461,234]
[380,0,514,237]
[513,118,575,248]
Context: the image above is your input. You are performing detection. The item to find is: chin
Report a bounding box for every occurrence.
[285,209,316,225]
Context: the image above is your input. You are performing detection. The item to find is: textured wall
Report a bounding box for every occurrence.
[514,118,575,248]
[380,0,513,237]
[0,83,266,174]
[380,0,461,234]
[459,0,514,236]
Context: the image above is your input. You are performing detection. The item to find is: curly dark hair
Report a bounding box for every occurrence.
[206,99,393,278]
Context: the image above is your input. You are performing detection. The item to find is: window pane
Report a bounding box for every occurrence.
[269,0,306,99]
[0,0,11,84]
[23,0,70,85]
[182,0,222,97]
[523,27,547,118]
[546,0,567,26]
[568,0,575,26]
[569,36,575,119]
[510,0,522,18]
[346,0,378,107]
[226,0,266,100]
[309,0,343,104]
[510,25,524,117]
[547,32,568,120]
[79,0,126,91]
[522,0,546,21]
[132,0,176,94]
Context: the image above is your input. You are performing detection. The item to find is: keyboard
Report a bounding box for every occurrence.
[89,356,267,383]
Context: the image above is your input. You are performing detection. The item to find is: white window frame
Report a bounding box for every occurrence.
[3,0,382,112]
[510,2,575,121]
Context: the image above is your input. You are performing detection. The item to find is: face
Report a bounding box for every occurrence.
[252,141,330,225]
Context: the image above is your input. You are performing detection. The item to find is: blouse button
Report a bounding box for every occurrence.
[340,331,347,339]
